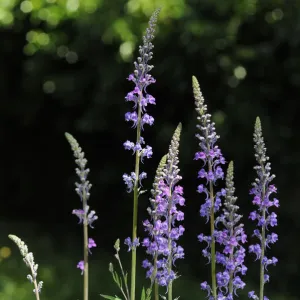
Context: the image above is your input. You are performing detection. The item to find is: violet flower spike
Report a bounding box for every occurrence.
[248,117,279,300]
[122,9,161,300]
[122,8,160,194]
[142,123,185,300]
[214,161,247,298]
[192,75,226,299]
[65,133,98,300]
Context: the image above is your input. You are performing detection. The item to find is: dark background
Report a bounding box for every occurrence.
[0,0,298,299]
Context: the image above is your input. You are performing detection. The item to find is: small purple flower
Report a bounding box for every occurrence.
[248,117,279,299]
[77,260,84,274]
[142,124,185,288]
[124,237,140,251]
[88,238,97,253]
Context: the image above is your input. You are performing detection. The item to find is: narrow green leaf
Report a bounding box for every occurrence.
[99,294,121,300]
[141,287,146,300]
[112,271,121,288]
[124,272,128,287]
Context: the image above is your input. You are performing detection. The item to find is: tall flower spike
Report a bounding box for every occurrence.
[65,133,98,300]
[8,235,43,300]
[214,162,247,299]
[142,123,185,300]
[123,8,160,193]
[248,117,279,300]
[142,154,167,300]
[192,75,226,299]
[122,9,160,300]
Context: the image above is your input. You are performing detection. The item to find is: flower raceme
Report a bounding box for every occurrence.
[121,9,160,300]
[248,118,279,300]
[122,9,160,195]
[65,133,98,282]
[214,162,247,299]
[192,75,226,299]
[8,235,43,299]
[142,123,185,296]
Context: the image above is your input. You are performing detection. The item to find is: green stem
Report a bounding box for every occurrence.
[153,253,159,300]
[116,253,130,300]
[259,166,267,300]
[209,178,217,299]
[31,272,41,300]
[130,92,142,300]
[168,281,173,300]
[202,119,217,299]
[207,151,217,299]
[83,198,89,300]
[228,227,234,295]
[167,177,174,300]
[154,281,159,300]
[259,208,266,300]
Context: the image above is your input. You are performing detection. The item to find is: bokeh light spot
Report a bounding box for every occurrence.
[0,247,11,258]
[234,66,247,80]
[66,51,78,63]
[20,1,33,13]
[43,80,56,93]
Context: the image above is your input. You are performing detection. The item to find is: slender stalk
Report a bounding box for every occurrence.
[168,281,173,300]
[206,132,217,299]
[154,280,159,300]
[259,210,266,300]
[83,198,89,300]
[31,272,41,300]
[152,252,159,300]
[228,223,234,295]
[167,222,173,300]
[167,219,173,300]
[208,178,217,299]
[130,92,143,300]
[167,160,174,300]
[116,252,130,299]
[259,170,266,300]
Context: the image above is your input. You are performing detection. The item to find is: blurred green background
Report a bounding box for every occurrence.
[0,0,298,299]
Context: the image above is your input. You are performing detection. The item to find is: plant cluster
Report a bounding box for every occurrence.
[8,8,279,300]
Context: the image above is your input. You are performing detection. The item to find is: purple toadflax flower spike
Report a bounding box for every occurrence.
[122,9,161,300]
[214,161,247,299]
[192,75,226,299]
[142,123,185,298]
[65,132,98,279]
[122,8,160,196]
[248,117,279,300]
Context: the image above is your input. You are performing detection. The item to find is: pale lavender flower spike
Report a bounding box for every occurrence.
[248,117,279,300]
[65,133,98,272]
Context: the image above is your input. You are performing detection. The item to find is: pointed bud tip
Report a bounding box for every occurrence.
[255,116,261,128]
[227,161,234,176]
[192,75,199,88]
[65,132,74,143]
